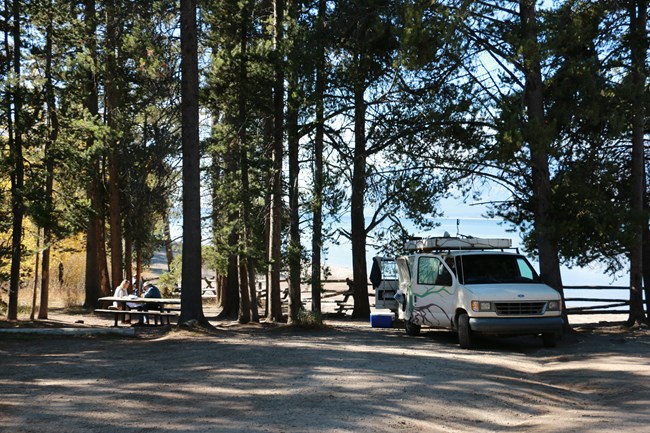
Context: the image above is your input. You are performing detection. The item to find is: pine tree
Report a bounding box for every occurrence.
[179,0,209,326]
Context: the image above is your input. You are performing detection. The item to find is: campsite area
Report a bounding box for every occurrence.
[1,309,649,433]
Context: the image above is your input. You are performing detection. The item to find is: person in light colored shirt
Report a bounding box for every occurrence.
[112,279,131,308]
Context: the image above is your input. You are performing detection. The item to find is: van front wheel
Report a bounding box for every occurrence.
[542,332,558,348]
[458,313,472,349]
[405,320,421,336]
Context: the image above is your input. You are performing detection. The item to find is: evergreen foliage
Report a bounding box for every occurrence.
[1,0,647,323]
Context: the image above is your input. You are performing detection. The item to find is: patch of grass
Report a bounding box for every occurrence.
[0,251,87,319]
[292,310,326,329]
[62,305,93,315]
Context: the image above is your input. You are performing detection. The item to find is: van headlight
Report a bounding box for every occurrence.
[547,300,560,311]
[471,301,493,312]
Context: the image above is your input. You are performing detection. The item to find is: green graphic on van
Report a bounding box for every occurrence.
[414,285,453,297]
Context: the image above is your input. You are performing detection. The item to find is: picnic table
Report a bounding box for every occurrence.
[96,296,181,327]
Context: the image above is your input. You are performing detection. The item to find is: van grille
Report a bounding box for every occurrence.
[495,302,545,316]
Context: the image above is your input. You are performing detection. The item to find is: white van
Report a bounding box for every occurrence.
[392,237,564,348]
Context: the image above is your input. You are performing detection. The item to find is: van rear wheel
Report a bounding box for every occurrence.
[405,320,421,336]
[458,313,472,349]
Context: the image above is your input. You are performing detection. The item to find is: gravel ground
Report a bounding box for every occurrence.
[1,306,649,433]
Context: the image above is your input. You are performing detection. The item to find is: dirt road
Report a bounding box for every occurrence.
[1,316,649,433]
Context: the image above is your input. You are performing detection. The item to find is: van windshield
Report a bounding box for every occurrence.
[457,254,541,284]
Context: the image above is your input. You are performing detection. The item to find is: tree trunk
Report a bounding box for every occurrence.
[31,230,41,320]
[236,0,253,324]
[350,110,370,318]
[83,0,105,308]
[248,260,259,322]
[217,274,227,308]
[39,7,57,320]
[287,0,301,323]
[643,213,650,320]
[238,256,251,324]
[310,0,326,316]
[106,0,123,289]
[519,1,566,327]
[7,0,24,321]
[97,209,112,295]
[179,0,208,326]
[84,181,101,306]
[268,0,285,322]
[136,249,142,294]
[626,0,647,326]
[217,256,239,319]
[124,237,132,282]
[38,247,51,320]
[220,120,241,320]
[643,149,649,319]
[351,24,370,320]
[163,210,174,270]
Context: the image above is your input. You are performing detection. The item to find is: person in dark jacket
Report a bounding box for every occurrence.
[143,282,162,299]
[138,282,162,324]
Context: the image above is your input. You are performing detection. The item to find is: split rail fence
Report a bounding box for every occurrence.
[564,286,638,316]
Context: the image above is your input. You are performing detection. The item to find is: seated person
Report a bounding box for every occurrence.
[112,279,131,308]
[112,279,134,323]
[138,282,162,324]
[143,282,162,299]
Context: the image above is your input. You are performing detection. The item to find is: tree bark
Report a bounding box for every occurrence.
[39,6,57,320]
[268,0,285,322]
[97,209,112,295]
[179,0,208,326]
[217,255,239,319]
[248,260,259,322]
[136,249,142,294]
[7,0,24,321]
[643,208,650,320]
[83,0,107,308]
[124,237,132,283]
[106,0,123,289]
[238,256,251,324]
[351,18,370,320]
[236,0,253,324]
[31,230,41,320]
[287,0,301,323]
[310,0,327,316]
[163,210,174,270]
[626,0,647,326]
[519,1,566,327]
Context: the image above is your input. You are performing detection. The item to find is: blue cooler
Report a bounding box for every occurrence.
[370,312,393,328]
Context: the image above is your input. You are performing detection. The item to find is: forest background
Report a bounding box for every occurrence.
[1,0,649,326]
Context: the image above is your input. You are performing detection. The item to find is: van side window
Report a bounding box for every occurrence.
[418,257,437,285]
[418,257,449,286]
[516,257,535,281]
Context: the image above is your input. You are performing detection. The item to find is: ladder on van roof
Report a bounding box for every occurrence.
[404,237,512,252]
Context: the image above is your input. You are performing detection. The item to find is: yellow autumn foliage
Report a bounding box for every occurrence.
[1,218,88,314]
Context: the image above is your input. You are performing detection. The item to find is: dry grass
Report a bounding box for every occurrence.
[1,251,87,317]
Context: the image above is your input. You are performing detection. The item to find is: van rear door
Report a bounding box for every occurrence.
[371,257,399,313]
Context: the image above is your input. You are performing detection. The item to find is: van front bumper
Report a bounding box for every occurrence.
[469,316,564,335]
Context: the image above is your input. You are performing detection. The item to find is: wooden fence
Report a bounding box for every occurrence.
[564,286,632,315]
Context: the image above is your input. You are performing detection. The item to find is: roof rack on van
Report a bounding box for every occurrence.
[404,236,512,252]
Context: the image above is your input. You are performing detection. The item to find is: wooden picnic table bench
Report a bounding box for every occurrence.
[334,300,354,314]
[94,309,178,327]
[96,296,181,327]
[321,289,355,314]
